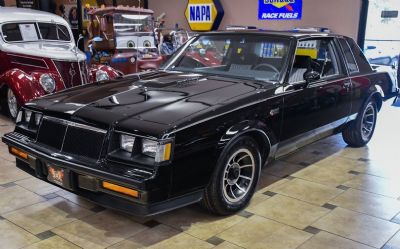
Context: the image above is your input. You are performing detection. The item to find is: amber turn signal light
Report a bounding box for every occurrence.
[10,147,28,160]
[102,181,139,198]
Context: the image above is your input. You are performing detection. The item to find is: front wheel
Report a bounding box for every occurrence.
[201,136,261,215]
[342,99,378,147]
[1,87,19,120]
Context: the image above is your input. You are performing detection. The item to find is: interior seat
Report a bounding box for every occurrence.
[289,55,312,83]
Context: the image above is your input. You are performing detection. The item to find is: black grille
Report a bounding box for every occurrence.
[63,126,106,159]
[53,60,84,88]
[36,118,106,160]
[37,119,67,150]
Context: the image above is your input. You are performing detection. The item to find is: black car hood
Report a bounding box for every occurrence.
[28,71,266,133]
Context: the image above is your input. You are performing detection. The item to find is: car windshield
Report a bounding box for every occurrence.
[112,13,157,50]
[162,34,291,82]
[1,22,71,42]
[113,13,154,34]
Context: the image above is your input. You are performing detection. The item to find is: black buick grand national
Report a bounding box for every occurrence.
[3,31,398,216]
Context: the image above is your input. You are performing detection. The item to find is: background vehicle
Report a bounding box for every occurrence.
[0,8,119,119]
[87,6,163,74]
[3,31,397,216]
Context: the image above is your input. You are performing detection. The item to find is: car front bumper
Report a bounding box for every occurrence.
[2,132,203,216]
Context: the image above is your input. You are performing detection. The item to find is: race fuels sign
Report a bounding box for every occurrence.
[258,0,302,20]
[185,0,224,31]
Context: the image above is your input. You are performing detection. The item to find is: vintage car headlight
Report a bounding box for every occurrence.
[142,139,172,162]
[39,74,56,93]
[127,40,135,48]
[120,135,135,153]
[130,57,136,64]
[143,40,151,47]
[96,70,110,82]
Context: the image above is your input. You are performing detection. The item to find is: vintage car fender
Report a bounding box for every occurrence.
[0,69,47,105]
[217,120,278,164]
[89,64,121,82]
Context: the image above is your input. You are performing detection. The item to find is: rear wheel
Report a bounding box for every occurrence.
[342,99,377,147]
[201,136,261,215]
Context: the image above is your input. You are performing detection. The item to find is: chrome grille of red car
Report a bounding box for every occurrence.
[53,60,86,88]
[36,117,106,161]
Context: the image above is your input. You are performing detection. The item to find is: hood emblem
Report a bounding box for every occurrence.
[69,64,77,85]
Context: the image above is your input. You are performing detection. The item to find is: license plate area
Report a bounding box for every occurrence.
[47,164,72,190]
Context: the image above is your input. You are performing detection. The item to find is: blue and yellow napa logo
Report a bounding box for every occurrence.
[185,0,224,31]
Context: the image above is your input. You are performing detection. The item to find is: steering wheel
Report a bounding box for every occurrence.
[253,63,280,74]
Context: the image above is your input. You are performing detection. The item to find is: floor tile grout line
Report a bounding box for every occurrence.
[55,194,101,211]
[294,232,317,249]
[0,197,48,216]
[1,197,97,239]
[174,213,249,244]
[0,176,32,188]
[308,225,394,249]
[259,188,346,209]
[288,173,358,190]
[104,227,153,249]
[380,227,400,249]
[341,185,400,200]
[12,180,59,198]
[1,216,43,242]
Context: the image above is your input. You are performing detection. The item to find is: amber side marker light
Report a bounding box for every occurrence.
[102,181,139,198]
[10,147,28,160]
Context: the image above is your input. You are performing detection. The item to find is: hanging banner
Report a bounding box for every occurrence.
[16,0,38,9]
[258,0,302,20]
[185,0,224,31]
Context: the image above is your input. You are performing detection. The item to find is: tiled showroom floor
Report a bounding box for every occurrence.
[0,101,399,249]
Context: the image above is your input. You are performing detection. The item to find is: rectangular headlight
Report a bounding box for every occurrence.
[142,139,172,162]
[142,139,157,157]
[16,111,23,123]
[120,135,135,153]
[16,109,43,132]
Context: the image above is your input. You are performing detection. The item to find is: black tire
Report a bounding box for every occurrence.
[0,86,19,120]
[201,136,261,215]
[342,99,378,147]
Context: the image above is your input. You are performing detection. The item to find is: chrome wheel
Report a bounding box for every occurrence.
[7,88,18,119]
[361,103,376,141]
[222,148,255,203]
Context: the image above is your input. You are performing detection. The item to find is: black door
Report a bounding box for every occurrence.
[276,38,352,157]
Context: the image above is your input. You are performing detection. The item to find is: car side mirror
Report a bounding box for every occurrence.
[304,70,321,84]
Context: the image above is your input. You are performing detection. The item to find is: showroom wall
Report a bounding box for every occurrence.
[149,0,363,40]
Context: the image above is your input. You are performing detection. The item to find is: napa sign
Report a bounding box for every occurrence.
[258,0,302,20]
[185,0,224,31]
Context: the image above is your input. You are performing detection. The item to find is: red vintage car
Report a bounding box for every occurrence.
[0,7,120,119]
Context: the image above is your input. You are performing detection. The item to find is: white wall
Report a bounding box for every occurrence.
[149,0,363,40]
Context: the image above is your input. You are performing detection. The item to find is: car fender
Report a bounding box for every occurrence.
[89,64,121,82]
[218,120,278,164]
[0,69,45,105]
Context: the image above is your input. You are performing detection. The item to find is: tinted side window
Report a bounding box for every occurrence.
[38,23,58,40]
[289,38,340,83]
[2,23,39,42]
[338,38,359,74]
[57,25,70,41]
[38,23,71,41]
[2,23,22,42]
[345,37,373,73]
